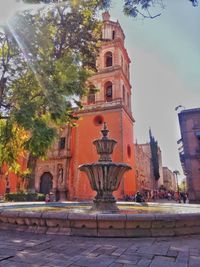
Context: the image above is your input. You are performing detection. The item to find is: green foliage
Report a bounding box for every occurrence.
[24,119,56,157]
[179,179,187,192]
[4,192,45,202]
[0,120,27,173]
[123,0,197,18]
[149,129,160,181]
[0,0,102,173]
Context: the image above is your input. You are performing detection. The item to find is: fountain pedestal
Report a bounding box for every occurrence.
[79,123,131,213]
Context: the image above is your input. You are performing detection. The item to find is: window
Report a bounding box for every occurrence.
[112,30,115,40]
[105,51,113,67]
[127,145,131,158]
[105,82,113,102]
[59,137,66,149]
[87,88,95,104]
[94,115,104,126]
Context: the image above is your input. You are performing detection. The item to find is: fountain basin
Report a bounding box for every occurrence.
[1,202,200,237]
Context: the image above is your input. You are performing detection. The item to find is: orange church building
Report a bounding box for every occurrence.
[1,12,137,200]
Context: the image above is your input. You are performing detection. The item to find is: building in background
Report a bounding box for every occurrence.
[134,139,164,197]
[162,167,177,192]
[178,108,200,203]
[134,143,153,197]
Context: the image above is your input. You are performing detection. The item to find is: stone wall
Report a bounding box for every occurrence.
[1,205,200,237]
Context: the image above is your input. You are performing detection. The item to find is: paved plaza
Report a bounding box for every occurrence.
[0,230,200,267]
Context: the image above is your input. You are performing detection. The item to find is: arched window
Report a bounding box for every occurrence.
[105,51,113,67]
[105,81,113,102]
[87,88,95,104]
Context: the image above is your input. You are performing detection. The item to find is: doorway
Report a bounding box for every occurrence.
[39,172,53,195]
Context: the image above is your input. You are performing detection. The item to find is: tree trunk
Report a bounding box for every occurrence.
[27,154,37,192]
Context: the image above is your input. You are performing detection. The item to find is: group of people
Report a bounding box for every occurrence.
[124,191,145,203]
[124,190,189,203]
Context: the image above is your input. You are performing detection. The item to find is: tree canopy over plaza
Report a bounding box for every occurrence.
[0,0,103,174]
[23,0,199,18]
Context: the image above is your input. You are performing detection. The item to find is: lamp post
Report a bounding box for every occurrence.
[173,170,181,203]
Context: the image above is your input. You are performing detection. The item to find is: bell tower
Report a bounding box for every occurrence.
[69,12,136,200]
[87,11,132,115]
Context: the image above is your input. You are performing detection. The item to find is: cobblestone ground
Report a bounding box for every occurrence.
[0,230,200,267]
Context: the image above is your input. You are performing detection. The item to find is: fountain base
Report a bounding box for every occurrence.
[92,200,119,213]
[91,192,119,213]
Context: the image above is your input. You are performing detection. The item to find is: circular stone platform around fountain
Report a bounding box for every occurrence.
[1,202,200,237]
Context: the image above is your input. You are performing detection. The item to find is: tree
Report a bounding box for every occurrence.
[179,178,187,192]
[0,0,103,185]
[22,0,199,19]
[149,129,160,181]
[121,0,198,18]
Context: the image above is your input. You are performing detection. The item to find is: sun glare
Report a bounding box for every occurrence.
[0,0,26,25]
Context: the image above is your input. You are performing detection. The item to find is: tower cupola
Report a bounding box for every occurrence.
[102,11,110,21]
[101,12,125,43]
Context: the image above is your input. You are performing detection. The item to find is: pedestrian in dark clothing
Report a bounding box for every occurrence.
[135,191,143,203]
[182,193,187,203]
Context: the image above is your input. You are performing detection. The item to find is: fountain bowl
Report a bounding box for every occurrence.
[79,162,131,213]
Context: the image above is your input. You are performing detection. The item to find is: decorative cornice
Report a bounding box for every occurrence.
[76,99,135,122]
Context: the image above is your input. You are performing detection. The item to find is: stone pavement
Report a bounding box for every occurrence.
[0,230,200,267]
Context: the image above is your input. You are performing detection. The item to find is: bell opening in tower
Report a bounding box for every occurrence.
[105,82,113,102]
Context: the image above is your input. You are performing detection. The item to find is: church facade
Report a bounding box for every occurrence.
[34,12,137,201]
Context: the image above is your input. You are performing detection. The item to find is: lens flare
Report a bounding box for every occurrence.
[2,1,78,106]
[0,0,22,25]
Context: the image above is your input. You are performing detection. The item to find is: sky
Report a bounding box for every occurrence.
[109,0,200,179]
[0,0,199,181]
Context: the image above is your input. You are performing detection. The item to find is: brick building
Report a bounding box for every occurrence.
[178,108,200,203]
[134,143,153,196]
[134,142,164,196]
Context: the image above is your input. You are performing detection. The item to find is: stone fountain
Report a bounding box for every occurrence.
[1,124,200,237]
[79,122,131,213]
